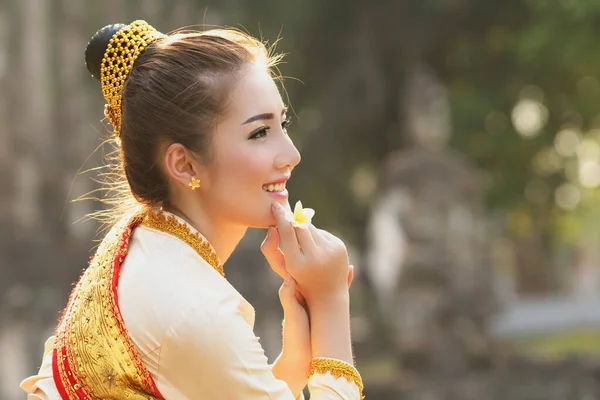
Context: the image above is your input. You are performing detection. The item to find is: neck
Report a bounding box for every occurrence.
[163,201,247,265]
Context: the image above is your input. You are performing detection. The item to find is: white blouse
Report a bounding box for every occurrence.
[21,212,362,399]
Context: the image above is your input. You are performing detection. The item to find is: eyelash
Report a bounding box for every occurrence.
[249,118,292,140]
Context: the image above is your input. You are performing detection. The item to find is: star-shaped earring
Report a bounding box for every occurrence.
[188,176,201,190]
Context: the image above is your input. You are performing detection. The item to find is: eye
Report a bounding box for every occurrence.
[282,117,292,131]
[249,127,269,140]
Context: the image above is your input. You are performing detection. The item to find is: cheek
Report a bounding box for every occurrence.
[221,147,270,185]
[210,145,272,214]
[223,147,278,226]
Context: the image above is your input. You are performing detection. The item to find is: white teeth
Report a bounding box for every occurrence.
[263,182,286,192]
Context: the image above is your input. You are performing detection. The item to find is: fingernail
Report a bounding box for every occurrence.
[272,202,283,213]
[284,276,291,286]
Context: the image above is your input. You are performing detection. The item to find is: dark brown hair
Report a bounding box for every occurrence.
[84,24,283,224]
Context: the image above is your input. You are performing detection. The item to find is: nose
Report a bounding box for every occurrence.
[274,133,301,171]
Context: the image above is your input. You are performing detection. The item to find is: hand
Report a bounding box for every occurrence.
[269,202,352,308]
[261,226,356,307]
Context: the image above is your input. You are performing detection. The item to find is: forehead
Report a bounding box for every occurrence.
[226,64,284,118]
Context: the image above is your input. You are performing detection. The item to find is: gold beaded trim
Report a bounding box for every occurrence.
[100,20,165,137]
[141,211,225,277]
[309,357,364,399]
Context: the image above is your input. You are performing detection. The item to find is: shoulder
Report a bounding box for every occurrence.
[127,224,231,295]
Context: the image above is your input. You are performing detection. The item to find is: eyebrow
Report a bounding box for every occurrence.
[242,108,287,125]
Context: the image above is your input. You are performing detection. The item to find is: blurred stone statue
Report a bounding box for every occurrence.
[366,64,492,376]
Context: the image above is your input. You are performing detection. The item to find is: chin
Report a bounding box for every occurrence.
[246,214,277,229]
[235,201,280,229]
[248,220,275,229]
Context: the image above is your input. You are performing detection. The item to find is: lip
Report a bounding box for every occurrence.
[263,176,290,186]
[265,188,289,199]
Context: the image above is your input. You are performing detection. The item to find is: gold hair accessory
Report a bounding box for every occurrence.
[188,177,201,190]
[100,20,165,137]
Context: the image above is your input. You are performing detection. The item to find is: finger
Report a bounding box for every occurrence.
[348,264,355,288]
[294,288,309,319]
[318,229,337,243]
[310,225,337,245]
[294,225,317,255]
[260,227,287,279]
[278,276,303,314]
[272,202,301,260]
[308,224,326,244]
[294,288,306,308]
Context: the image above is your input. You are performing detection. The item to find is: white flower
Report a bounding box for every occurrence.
[284,201,315,228]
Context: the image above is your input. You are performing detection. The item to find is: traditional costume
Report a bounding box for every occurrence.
[21,20,363,400]
[21,210,363,399]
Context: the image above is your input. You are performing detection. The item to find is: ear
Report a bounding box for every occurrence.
[163,143,201,188]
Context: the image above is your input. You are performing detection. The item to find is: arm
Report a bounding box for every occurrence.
[272,354,306,400]
[271,276,311,398]
[309,292,353,363]
[308,293,363,399]
[272,279,358,399]
[270,283,357,400]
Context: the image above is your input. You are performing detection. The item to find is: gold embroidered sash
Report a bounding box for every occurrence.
[53,210,224,399]
[53,213,162,399]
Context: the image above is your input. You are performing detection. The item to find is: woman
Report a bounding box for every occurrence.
[20,20,363,399]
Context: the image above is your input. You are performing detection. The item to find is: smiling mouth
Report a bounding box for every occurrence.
[262,182,286,192]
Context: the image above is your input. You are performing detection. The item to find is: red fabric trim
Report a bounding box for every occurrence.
[52,347,70,400]
[52,345,87,399]
[53,284,85,399]
[110,218,163,398]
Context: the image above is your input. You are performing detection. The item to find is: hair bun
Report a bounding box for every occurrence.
[85,24,127,81]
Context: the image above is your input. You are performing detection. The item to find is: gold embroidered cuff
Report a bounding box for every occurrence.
[309,357,364,398]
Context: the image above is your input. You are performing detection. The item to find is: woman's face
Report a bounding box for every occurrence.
[199,63,301,228]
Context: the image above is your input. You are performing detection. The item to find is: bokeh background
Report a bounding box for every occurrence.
[3,0,600,399]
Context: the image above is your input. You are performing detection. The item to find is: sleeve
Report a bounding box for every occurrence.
[19,336,62,400]
[155,295,363,400]
[308,358,364,400]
